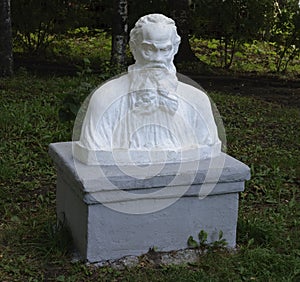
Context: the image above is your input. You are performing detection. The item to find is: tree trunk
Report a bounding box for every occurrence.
[0,0,13,76]
[111,0,128,69]
[168,0,198,63]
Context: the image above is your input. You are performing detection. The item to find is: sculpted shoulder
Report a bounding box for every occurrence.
[88,73,130,108]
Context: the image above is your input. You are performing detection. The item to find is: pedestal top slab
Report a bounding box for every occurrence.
[49,142,250,195]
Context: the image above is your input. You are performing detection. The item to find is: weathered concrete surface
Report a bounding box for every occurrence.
[49,142,250,263]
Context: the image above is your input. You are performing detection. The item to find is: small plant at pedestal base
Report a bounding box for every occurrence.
[187,230,228,251]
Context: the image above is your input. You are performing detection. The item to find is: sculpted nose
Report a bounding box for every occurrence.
[151,50,164,62]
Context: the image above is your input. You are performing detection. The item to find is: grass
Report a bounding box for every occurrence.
[0,68,299,281]
[1,30,300,280]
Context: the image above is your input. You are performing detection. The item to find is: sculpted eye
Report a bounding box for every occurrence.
[142,44,155,53]
[161,46,172,52]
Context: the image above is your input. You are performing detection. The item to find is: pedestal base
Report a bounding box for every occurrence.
[49,142,250,263]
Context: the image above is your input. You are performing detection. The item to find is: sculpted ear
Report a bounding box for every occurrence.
[172,31,181,56]
[129,41,137,59]
[172,42,180,56]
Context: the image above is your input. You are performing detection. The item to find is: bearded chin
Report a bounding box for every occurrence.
[140,61,177,73]
[128,66,178,94]
[127,67,179,115]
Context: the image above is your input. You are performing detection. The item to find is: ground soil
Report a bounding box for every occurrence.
[191,74,300,109]
[15,56,300,109]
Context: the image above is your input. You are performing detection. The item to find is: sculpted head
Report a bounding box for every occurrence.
[129,14,181,72]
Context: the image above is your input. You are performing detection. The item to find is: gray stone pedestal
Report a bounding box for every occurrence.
[49,142,250,263]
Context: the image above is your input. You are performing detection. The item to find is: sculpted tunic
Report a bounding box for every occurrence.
[73,70,221,165]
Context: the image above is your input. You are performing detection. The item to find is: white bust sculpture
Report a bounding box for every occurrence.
[73,14,221,165]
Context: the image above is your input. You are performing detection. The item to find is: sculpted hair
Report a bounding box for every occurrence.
[129,14,181,52]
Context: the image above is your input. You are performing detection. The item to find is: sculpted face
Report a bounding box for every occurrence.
[133,24,176,70]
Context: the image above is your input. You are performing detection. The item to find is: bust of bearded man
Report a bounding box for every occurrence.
[73,14,222,165]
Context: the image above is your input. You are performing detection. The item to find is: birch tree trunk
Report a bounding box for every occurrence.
[0,0,13,76]
[111,0,128,69]
[168,0,198,63]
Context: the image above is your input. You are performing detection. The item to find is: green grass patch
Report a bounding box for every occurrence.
[0,72,299,281]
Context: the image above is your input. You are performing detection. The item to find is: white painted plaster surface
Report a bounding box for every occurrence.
[49,142,250,263]
[73,14,221,165]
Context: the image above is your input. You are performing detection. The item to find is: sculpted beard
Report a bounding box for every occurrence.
[127,67,179,115]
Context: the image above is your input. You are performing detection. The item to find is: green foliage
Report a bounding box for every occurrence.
[192,0,275,40]
[190,0,300,72]
[198,230,208,246]
[187,236,199,248]
[12,0,91,54]
[187,230,228,250]
[190,38,300,74]
[127,0,168,29]
[271,0,300,72]
[191,0,275,68]
[11,0,300,73]
[56,28,112,62]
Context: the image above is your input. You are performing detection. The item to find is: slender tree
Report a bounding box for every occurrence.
[168,0,198,63]
[0,0,13,76]
[111,0,128,68]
